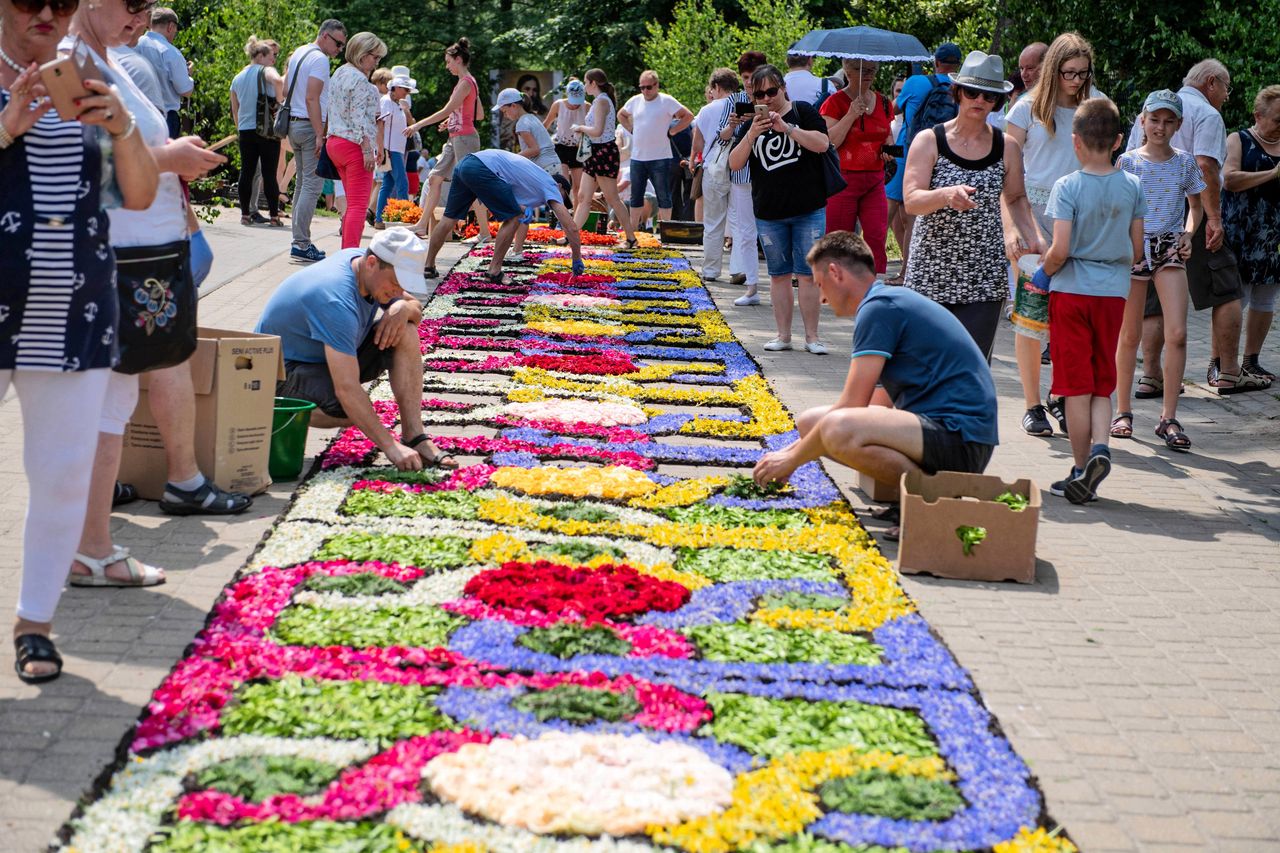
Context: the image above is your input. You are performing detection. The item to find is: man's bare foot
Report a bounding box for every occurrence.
[14,618,57,679]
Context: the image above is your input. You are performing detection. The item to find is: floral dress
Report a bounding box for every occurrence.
[1223,129,1280,286]
[904,126,1008,305]
[0,89,117,372]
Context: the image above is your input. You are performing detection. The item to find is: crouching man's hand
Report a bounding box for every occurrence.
[753,449,797,487]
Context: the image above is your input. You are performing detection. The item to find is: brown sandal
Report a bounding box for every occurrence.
[1109,412,1134,439]
[1154,417,1191,451]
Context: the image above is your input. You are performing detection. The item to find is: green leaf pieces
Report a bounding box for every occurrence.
[956,526,987,556]
[511,684,642,723]
[315,533,472,569]
[270,603,467,648]
[677,547,836,582]
[665,504,809,529]
[531,540,628,562]
[721,475,795,499]
[341,489,479,520]
[303,573,409,597]
[703,693,938,759]
[220,676,455,744]
[818,768,965,821]
[194,755,343,802]
[687,623,882,665]
[995,491,1029,512]
[536,502,620,523]
[749,833,904,853]
[362,467,452,486]
[149,819,410,853]
[758,591,849,611]
[517,624,634,659]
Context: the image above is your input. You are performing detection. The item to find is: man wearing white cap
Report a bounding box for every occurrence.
[375,75,419,229]
[423,149,586,284]
[257,230,456,472]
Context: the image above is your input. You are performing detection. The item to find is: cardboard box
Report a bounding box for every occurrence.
[857,470,899,503]
[897,470,1040,584]
[120,328,284,500]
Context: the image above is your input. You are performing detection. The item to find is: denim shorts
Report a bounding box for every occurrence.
[757,208,826,277]
[629,158,673,209]
[444,155,523,222]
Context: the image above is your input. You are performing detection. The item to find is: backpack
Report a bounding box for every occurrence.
[812,76,833,111]
[905,76,958,151]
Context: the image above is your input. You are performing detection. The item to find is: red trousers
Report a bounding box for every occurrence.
[327,136,373,250]
[825,168,889,273]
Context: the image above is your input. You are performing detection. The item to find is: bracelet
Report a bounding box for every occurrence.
[0,121,13,150]
[110,114,136,141]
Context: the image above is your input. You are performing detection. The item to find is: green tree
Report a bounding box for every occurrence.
[845,0,998,60]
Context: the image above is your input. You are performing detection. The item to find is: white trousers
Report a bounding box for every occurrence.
[1,368,110,623]
[702,180,758,285]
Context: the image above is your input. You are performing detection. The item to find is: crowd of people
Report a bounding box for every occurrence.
[1,1,1277,687]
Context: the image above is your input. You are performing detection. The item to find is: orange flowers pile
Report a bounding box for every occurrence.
[382,199,423,225]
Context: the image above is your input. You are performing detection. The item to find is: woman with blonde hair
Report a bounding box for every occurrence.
[231,35,285,226]
[1005,31,1105,437]
[326,31,387,248]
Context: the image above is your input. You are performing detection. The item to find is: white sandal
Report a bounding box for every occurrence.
[69,546,165,588]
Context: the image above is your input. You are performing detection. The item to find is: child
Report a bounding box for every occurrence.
[1036,98,1146,503]
[1113,90,1205,450]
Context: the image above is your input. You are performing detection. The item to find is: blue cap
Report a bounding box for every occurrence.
[935,42,962,64]
[1143,89,1183,118]
[566,79,586,105]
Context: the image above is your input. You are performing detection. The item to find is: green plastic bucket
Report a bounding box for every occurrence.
[269,397,317,481]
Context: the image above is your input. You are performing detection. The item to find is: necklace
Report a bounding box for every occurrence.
[0,38,26,75]
[1251,125,1280,146]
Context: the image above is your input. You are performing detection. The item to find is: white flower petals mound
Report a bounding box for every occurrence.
[424,732,734,836]
[499,400,648,427]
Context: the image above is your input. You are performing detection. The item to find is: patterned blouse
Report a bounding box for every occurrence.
[327,64,379,148]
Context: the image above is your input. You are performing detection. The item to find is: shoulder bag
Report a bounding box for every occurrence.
[113,240,198,374]
[273,46,320,138]
[255,66,282,140]
[801,102,846,197]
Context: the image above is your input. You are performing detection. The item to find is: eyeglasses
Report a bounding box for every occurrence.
[1214,77,1232,95]
[12,0,80,15]
[326,32,346,52]
[639,84,657,91]
[124,0,155,14]
[753,86,781,100]
[1059,68,1091,81]
[959,86,999,103]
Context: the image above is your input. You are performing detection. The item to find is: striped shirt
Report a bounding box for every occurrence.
[719,92,750,185]
[1117,149,1206,236]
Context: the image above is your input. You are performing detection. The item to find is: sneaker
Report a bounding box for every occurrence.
[734,293,760,306]
[729,273,747,286]
[373,221,386,230]
[1049,467,1081,497]
[1041,343,1051,365]
[1065,451,1111,504]
[763,338,792,352]
[1207,357,1221,387]
[1022,405,1053,437]
[1045,396,1068,435]
[805,340,829,355]
[249,212,269,225]
[291,246,326,263]
[158,478,253,516]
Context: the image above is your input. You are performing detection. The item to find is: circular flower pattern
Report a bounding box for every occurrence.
[424,732,733,836]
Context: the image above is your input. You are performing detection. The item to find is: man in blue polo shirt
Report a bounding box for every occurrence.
[422,149,586,284]
[753,231,997,493]
[257,229,455,472]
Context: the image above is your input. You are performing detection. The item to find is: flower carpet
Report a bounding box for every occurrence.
[60,239,1074,853]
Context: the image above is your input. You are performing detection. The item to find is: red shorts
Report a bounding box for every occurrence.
[1048,292,1126,398]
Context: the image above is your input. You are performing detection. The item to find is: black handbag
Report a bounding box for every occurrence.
[316,140,340,179]
[255,66,282,140]
[113,240,198,375]
[821,144,847,197]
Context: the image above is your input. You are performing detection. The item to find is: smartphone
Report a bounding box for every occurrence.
[206,134,237,153]
[733,100,754,117]
[754,104,769,118]
[40,41,100,122]
[881,144,904,157]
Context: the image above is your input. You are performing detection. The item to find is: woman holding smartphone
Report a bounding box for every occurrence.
[1,0,159,683]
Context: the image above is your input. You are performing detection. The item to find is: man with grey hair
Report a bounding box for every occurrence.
[619,70,693,231]
[136,8,193,138]
[1126,59,1269,394]
[285,19,348,263]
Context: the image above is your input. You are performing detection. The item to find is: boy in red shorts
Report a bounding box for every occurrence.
[1034,99,1146,503]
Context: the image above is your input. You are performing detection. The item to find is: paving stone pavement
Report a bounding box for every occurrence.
[0,217,1276,851]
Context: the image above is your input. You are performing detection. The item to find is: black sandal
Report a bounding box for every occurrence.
[482,271,513,285]
[158,479,253,516]
[405,434,459,469]
[14,634,62,684]
[112,481,139,507]
[1155,417,1192,451]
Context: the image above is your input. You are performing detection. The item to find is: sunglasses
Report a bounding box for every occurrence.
[639,83,657,91]
[753,86,781,100]
[1059,68,1091,81]
[959,86,999,103]
[327,32,346,52]
[13,0,79,15]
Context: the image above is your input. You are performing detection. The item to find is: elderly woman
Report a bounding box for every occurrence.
[1223,84,1280,382]
[1,0,157,682]
[326,32,386,248]
[231,35,285,226]
[903,51,1042,361]
[729,63,832,354]
[821,59,895,273]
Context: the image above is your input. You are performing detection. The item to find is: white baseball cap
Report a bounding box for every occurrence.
[492,87,523,111]
[390,75,418,93]
[370,228,428,294]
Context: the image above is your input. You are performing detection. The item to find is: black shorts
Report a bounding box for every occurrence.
[1185,217,1243,311]
[583,140,620,179]
[917,414,994,475]
[276,328,392,419]
[555,142,582,169]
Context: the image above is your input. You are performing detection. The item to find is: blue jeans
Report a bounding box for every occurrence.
[757,208,826,277]
[374,151,409,223]
[629,157,673,209]
[445,155,522,222]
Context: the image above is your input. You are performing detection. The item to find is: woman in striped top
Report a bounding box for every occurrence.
[0,0,157,683]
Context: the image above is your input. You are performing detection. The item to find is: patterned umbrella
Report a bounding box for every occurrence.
[788,26,932,62]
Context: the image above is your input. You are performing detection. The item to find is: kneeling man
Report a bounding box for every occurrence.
[754,231,998,491]
[423,148,586,283]
[257,229,456,472]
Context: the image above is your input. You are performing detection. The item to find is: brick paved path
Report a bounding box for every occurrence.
[0,216,1276,851]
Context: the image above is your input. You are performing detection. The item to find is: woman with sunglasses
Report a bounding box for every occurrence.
[902,51,1042,362]
[728,64,831,353]
[325,32,386,249]
[2,0,159,682]
[1006,32,1105,437]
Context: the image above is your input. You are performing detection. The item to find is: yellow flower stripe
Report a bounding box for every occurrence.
[993,827,1079,853]
[489,466,657,499]
[680,375,795,438]
[649,748,952,852]
[426,842,486,853]
[526,320,628,338]
[628,476,732,510]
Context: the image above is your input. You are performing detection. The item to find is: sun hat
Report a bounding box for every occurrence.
[566,79,586,106]
[370,228,427,294]
[952,50,1015,94]
[934,42,962,64]
[492,87,524,112]
[390,75,418,94]
[1143,89,1183,118]
[390,65,411,79]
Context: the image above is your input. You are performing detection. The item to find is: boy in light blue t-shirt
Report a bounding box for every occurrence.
[1035,98,1146,504]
